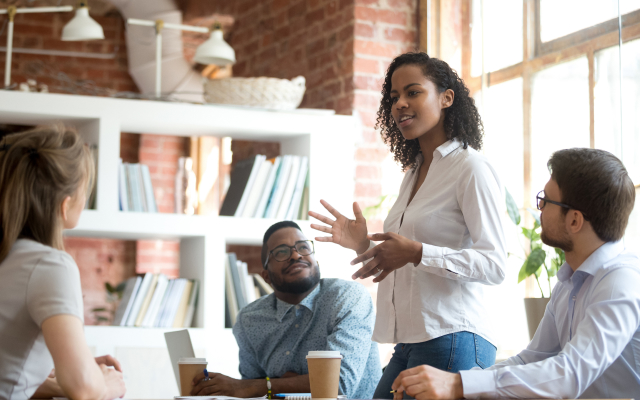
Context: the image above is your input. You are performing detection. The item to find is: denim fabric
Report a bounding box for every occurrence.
[373,331,496,399]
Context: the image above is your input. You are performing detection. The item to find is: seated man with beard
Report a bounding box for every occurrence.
[190,221,381,398]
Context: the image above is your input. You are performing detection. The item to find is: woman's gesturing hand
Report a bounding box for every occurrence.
[350,232,423,282]
[309,200,370,254]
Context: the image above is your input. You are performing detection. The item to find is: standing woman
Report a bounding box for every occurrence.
[0,126,126,400]
[309,52,506,399]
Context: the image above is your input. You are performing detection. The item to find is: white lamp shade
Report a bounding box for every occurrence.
[194,29,236,66]
[61,7,104,41]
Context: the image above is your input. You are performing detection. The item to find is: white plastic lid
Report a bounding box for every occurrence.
[306,351,342,359]
[178,357,207,364]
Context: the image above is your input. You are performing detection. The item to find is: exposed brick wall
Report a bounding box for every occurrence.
[353,0,418,233]
[138,134,189,214]
[183,0,356,114]
[63,237,136,325]
[0,12,137,94]
[137,134,189,278]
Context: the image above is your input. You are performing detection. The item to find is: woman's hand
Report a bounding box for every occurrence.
[309,200,370,254]
[350,232,423,282]
[95,355,122,372]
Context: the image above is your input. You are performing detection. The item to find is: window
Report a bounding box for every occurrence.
[418,0,640,359]
[471,0,523,76]
[530,57,590,194]
[539,0,640,43]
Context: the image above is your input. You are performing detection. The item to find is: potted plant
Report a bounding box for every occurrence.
[506,190,565,339]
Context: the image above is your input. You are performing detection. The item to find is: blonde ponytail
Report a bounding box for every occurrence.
[0,125,94,263]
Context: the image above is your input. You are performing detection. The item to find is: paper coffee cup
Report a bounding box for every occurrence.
[306,351,342,399]
[178,357,207,396]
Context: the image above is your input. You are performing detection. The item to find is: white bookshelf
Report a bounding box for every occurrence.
[0,91,357,399]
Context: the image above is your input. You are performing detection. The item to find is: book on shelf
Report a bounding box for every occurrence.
[125,273,153,327]
[298,171,310,220]
[221,154,309,220]
[225,253,274,328]
[287,156,309,220]
[241,159,273,218]
[224,257,239,327]
[118,161,158,213]
[113,276,141,326]
[254,157,282,218]
[226,253,247,310]
[219,156,260,216]
[276,156,301,219]
[112,274,199,328]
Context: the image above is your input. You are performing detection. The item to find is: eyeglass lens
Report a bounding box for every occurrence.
[272,241,313,261]
[537,191,545,210]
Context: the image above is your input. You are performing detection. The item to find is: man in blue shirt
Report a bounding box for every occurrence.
[191,221,381,398]
[389,148,640,399]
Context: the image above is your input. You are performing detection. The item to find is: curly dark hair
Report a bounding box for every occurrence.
[375,52,484,171]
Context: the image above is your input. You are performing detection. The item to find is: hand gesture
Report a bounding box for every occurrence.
[100,364,126,399]
[392,364,463,400]
[350,232,422,282]
[309,200,369,254]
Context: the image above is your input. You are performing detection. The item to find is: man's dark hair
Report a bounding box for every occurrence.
[261,221,302,267]
[548,148,635,242]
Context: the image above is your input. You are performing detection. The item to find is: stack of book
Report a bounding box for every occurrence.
[220,155,309,220]
[112,273,199,328]
[225,252,274,327]
[118,159,158,213]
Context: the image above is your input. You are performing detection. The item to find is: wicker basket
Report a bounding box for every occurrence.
[204,76,306,110]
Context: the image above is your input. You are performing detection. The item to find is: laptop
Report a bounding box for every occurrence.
[164,329,196,392]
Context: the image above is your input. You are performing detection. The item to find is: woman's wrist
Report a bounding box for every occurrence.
[356,239,371,255]
[412,240,423,264]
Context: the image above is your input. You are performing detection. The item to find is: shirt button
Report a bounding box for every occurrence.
[295,324,299,328]
[295,305,300,310]
[286,351,290,355]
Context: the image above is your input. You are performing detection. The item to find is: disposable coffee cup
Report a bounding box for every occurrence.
[306,351,343,399]
[178,357,207,396]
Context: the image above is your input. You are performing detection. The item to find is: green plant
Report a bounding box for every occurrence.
[362,194,398,220]
[91,281,126,325]
[506,189,565,298]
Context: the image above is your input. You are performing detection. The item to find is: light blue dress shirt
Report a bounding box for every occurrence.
[460,241,640,398]
[232,278,381,399]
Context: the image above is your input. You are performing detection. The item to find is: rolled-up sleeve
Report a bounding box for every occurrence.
[416,157,507,285]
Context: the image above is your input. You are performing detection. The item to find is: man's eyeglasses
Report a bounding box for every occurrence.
[263,240,315,269]
[536,190,589,220]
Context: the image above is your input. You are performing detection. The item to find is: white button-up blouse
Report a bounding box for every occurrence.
[371,139,507,345]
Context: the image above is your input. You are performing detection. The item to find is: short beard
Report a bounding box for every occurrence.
[269,263,321,294]
[541,230,573,252]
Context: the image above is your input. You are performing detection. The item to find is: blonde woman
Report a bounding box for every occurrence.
[0,126,126,400]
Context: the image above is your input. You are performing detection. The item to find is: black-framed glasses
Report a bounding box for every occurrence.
[263,240,315,269]
[536,190,589,220]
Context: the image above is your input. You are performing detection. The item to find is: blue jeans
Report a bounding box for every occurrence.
[373,332,496,399]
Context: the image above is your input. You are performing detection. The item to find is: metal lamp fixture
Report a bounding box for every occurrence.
[62,1,105,41]
[0,1,104,88]
[193,23,236,66]
[127,18,235,99]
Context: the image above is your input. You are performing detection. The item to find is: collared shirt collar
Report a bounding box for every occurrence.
[557,241,625,282]
[413,139,461,169]
[435,139,462,157]
[274,283,321,322]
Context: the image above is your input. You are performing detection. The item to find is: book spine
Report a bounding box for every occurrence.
[234,155,266,217]
[255,157,282,218]
[118,159,129,212]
